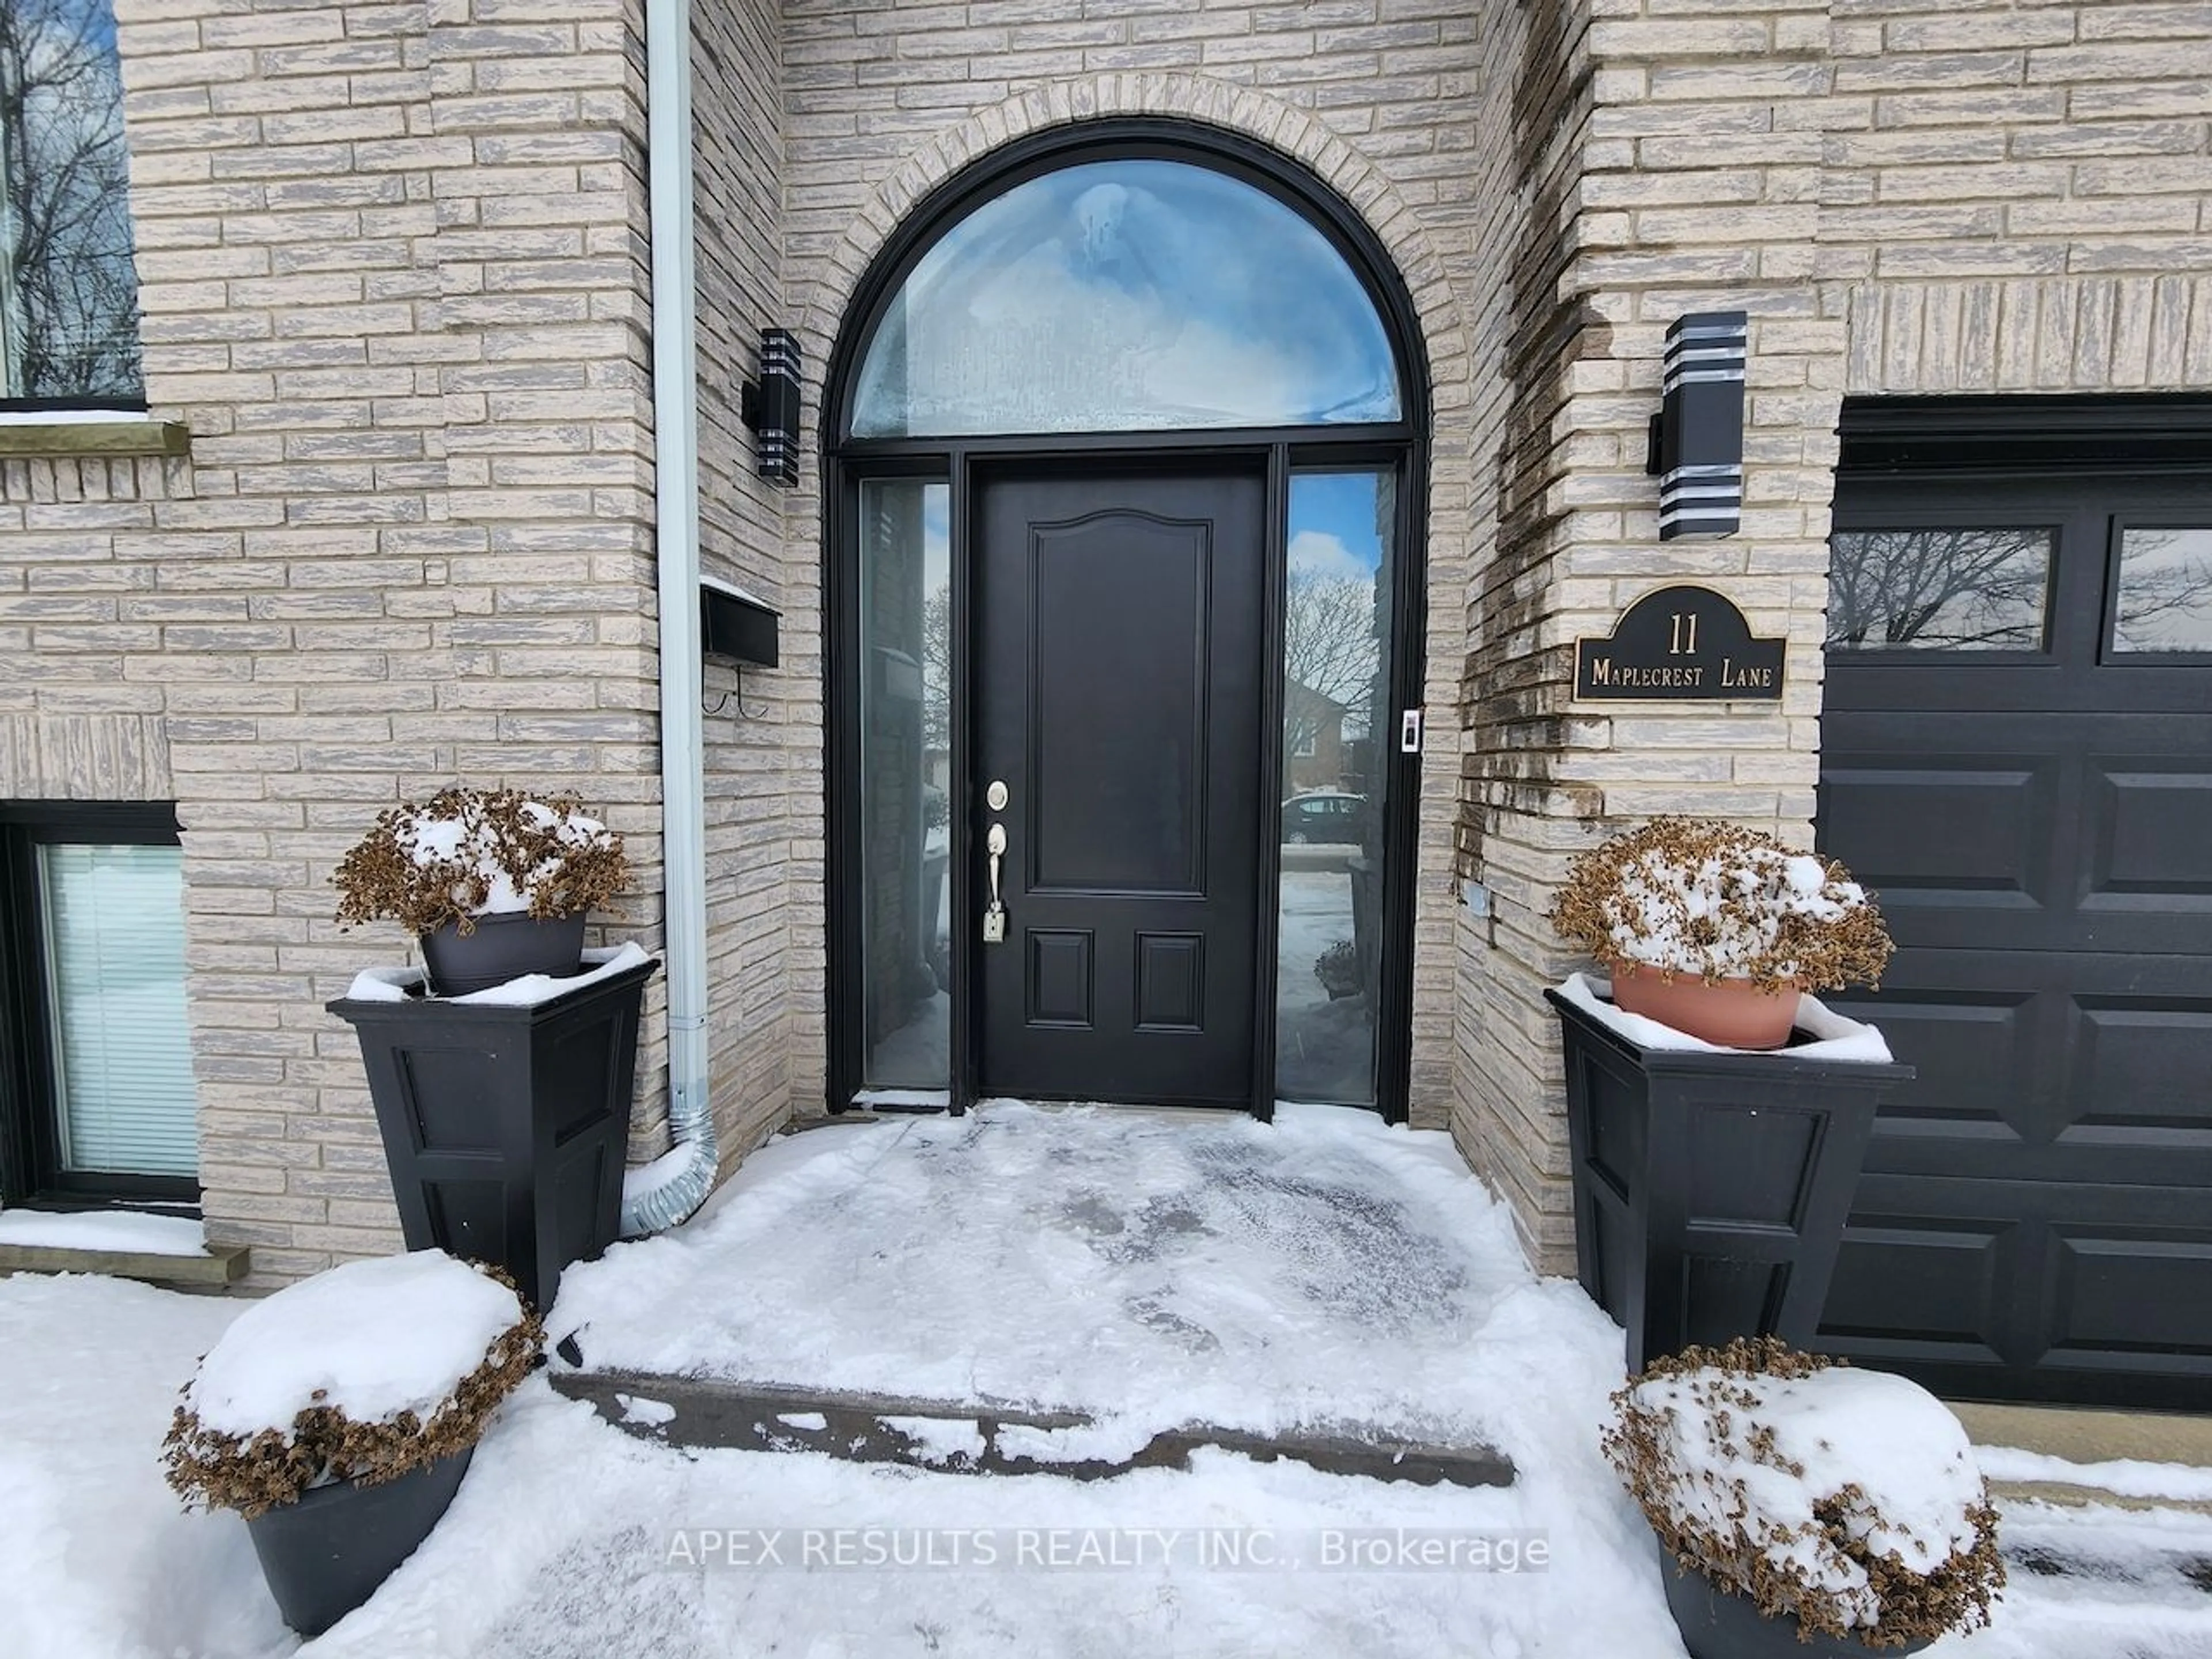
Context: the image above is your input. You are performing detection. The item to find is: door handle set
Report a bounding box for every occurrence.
[982,783,1009,945]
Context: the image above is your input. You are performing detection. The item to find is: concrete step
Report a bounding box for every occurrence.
[1953,1402,2212,1518]
[550,1368,1514,1491]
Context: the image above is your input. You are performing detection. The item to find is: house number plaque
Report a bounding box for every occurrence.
[1573,584,1785,702]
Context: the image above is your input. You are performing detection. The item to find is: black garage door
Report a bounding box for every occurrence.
[1815,438,2212,1408]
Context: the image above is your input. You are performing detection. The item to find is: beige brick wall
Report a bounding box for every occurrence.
[1449,0,1601,1272]
[0,458,188,803]
[1821,1,2212,396]
[0,0,669,1284]
[692,0,800,1167]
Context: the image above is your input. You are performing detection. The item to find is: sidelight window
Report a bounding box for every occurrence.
[1275,469,1397,1107]
[857,479,952,1091]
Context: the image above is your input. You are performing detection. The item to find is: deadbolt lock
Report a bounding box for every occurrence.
[986,779,1009,811]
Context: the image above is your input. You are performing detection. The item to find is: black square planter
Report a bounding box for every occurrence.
[1544,987,1914,1373]
[327,957,658,1312]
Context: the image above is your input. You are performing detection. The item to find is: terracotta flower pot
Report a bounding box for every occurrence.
[1609,963,1800,1050]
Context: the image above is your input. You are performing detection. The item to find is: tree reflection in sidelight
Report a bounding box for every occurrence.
[1276,470,1395,1107]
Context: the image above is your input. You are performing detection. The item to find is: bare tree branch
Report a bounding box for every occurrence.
[1,0,142,399]
[2112,528,2212,652]
[1827,528,2051,650]
[1283,569,1380,763]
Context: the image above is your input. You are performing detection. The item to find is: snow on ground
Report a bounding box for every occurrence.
[1936,1501,2212,1659]
[0,1208,207,1256]
[0,1275,282,1659]
[3,1103,2210,1658]
[1974,1448,2212,1505]
[556,1103,1556,1449]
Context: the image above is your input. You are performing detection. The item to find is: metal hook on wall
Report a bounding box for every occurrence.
[702,664,771,722]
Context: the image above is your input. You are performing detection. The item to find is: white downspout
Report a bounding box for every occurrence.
[623,0,717,1235]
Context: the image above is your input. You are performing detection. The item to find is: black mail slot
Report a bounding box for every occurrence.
[700,580,779,668]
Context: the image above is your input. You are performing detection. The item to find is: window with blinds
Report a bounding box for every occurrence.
[35,842,196,1177]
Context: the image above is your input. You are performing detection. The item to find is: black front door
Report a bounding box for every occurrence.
[975,468,1266,1107]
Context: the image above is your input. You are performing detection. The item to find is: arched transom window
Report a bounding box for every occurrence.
[849,158,1404,438]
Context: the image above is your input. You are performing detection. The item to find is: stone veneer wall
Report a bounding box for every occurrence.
[692,0,801,1170]
[1449,0,1599,1272]
[1457,0,2212,1272]
[0,0,670,1283]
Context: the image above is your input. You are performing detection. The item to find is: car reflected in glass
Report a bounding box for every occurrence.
[1280,791,1366,845]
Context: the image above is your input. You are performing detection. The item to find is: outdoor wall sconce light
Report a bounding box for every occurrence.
[1645,310,1747,540]
[740,327,801,487]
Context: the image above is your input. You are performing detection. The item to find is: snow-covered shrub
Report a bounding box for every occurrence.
[333,786,630,940]
[1550,817,1893,993]
[162,1252,542,1519]
[1604,1338,2003,1647]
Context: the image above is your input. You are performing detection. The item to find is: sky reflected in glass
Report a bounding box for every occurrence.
[853,160,1402,437]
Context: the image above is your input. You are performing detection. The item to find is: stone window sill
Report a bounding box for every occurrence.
[0,414,191,459]
[0,1239,250,1289]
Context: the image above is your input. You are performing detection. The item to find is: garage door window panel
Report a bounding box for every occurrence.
[1827,526,2057,653]
[2107,524,2212,657]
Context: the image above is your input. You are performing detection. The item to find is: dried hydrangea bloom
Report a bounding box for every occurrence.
[1550,817,1893,993]
[334,786,630,938]
[1604,1337,2003,1646]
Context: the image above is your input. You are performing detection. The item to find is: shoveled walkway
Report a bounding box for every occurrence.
[550,1103,1573,1466]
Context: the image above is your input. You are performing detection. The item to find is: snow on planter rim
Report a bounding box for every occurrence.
[1554,971,1894,1063]
[1627,1364,1987,1628]
[343,941,650,1007]
[186,1251,527,1439]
